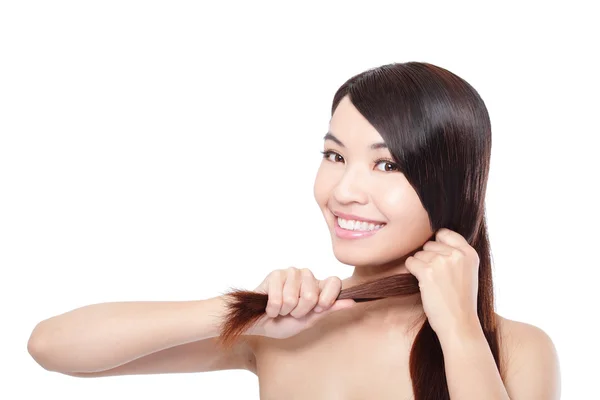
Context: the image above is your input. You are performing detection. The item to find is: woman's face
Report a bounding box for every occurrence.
[313,95,433,268]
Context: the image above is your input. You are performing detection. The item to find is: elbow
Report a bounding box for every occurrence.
[27,322,104,377]
[27,323,49,368]
[27,322,60,372]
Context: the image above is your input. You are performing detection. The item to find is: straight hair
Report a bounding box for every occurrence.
[216,61,503,399]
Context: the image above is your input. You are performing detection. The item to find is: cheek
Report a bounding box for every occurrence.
[378,185,405,215]
[313,166,330,207]
[382,186,432,238]
[377,183,430,230]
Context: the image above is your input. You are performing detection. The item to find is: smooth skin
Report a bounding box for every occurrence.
[28,95,560,399]
[247,268,357,340]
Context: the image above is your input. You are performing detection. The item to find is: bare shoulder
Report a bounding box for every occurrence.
[495,313,561,399]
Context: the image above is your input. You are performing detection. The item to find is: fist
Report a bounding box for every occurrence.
[250,267,356,339]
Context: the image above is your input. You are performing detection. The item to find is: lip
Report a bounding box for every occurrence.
[331,210,386,225]
[333,216,385,240]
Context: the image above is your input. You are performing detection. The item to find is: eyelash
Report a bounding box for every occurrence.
[320,149,400,172]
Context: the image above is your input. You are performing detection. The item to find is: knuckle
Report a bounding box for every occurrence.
[318,295,333,308]
[301,291,317,301]
[325,276,339,285]
[450,249,462,258]
[424,268,434,280]
[300,268,314,277]
[287,267,301,278]
[468,246,479,258]
[269,297,281,306]
[270,270,282,279]
[267,299,281,315]
[326,276,342,291]
[283,295,297,306]
[290,308,306,318]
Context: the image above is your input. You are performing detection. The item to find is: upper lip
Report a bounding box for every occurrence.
[331,210,386,225]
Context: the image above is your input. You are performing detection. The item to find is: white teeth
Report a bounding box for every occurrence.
[337,217,384,231]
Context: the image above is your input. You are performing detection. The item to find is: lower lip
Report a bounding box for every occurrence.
[334,218,385,239]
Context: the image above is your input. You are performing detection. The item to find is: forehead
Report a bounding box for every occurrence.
[329,96,385,146]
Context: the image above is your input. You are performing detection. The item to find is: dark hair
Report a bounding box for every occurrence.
[217,61,503,399]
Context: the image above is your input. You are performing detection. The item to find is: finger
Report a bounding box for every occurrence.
[290,269,320,318]
[413,250,436,263]
[266,270,284,318]
[435,228,470,252]
[422,240,454,255]
[305,299,357,327]
[405,256,428,281]
[279,267,302,316]
[315,276,342,312]
[328,299,357,312]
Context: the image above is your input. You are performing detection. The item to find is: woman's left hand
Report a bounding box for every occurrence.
[404,228,480,338]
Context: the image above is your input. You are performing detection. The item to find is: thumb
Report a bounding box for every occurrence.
[320,299,357,313]
[298,299,357,331]
[311,299,356,316]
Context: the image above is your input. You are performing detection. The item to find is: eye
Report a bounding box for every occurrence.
[320,150,344,163]
[375,159,399,172]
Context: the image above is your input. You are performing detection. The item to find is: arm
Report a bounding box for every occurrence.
[27,296,255,376]
[439,316,560,400]
[439,317,510,399]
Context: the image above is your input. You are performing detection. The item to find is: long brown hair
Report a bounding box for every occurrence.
[216,61,502,399]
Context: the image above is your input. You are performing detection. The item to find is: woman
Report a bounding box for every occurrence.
[28,61,560,399]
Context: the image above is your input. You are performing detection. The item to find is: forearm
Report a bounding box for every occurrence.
[28,296,227,373]
[439,320,510,400]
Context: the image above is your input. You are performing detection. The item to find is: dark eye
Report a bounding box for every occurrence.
[375,159,399,172]
[321,150,344,163]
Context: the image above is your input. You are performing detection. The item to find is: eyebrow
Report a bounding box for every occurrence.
[323,132,388,150]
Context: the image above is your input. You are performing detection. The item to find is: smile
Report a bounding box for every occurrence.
[334,217,386,239]
[337,217,384,231]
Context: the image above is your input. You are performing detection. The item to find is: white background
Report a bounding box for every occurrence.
[2,1,598,399]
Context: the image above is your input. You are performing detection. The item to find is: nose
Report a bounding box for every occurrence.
[332,166,369,205]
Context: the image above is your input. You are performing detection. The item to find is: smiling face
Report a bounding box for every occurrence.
[313,95,434,272]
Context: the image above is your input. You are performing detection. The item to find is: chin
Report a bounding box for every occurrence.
[330,234,418,268]
[331,244,386,267]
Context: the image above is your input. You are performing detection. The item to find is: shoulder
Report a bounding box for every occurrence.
[496,313,561,399]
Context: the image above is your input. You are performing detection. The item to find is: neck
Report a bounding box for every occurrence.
[342,250,425,327]
[348,249,417,285]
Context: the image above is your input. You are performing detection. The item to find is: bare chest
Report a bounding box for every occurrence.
[249,318,418,400]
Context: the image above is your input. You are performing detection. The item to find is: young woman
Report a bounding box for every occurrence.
[28,61,561,399]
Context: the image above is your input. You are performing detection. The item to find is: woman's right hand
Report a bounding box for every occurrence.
[248,267,357,339]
